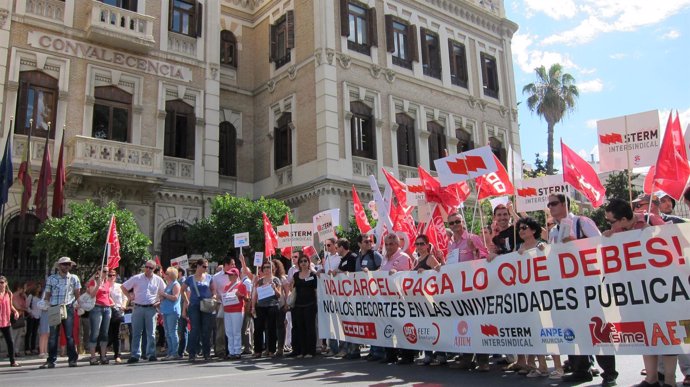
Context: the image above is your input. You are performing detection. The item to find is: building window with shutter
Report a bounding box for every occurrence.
[385,16,417,70]
[164,99,195,160]
[100,0,138,11]
[421,29,441,79]
[219,121,237,177]
[274,113,292,170]
[396,113,416,167]
[340,0,377,55]
[351,101,375,159]
[169,0,202,37]
[481,53,499,98]
[489,136,507,166]
[427,121,446,171]
[456,128,473,153]
[270,11,294,69]
[449,40,468,88]
[220,30,237,68]
[15,71,58,138]
[92,86,131,143]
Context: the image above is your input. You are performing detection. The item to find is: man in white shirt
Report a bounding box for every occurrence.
[212,256,235,359]
[320,238,341,356]
[121,260,166,363]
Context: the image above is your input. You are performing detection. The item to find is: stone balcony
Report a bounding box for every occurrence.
[24,0,65,23]
[86,0,156,52]
[66,135,163,178]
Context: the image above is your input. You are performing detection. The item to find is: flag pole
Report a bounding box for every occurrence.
[624,115,634,207]
[0,117,14,270]
[470,180,482,232]
[101,214,114,274]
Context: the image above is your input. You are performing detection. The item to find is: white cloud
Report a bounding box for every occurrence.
[661,29,681,39]
[523,0,578,20]
[658,107,690,131]
[589,145,600,162]
[585,119,598,129]
[539,0,690,46]
[512,32,577,73]
[578,79,604,93]
[609,53,627,60]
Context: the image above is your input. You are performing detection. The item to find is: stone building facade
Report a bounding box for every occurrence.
[0,0,518,278]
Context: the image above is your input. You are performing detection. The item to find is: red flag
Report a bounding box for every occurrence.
[352,185,372,234]
[418,166,464,212]
[52,132,66,218]
[262,212,279,256]
[34,135,53,222]
[476,155,514,200]
[106,215,121,270]
[382,168,409,209]
[652,111,690,200]
[392,210,417,255]
[561,141,606,208]
[303,245,318,259]
[643,166,656,194]
[154,255,161,268]
[423,204,450,258]
[280,212,292,259]
[18,128,33,217]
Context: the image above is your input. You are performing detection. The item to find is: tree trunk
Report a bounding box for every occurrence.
[546,121,555,174]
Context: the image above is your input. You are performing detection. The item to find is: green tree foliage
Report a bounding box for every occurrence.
[187,195,292,262]
[523,63,579,174]
[336,207,377,247]
[524,153,558,178]
[33,201,152,279]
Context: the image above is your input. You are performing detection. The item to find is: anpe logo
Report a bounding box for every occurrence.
[384,325,394,339]
[540,327,576,344]
[342,321,377,340]
[403,323,418,344]
[589,317,647,346]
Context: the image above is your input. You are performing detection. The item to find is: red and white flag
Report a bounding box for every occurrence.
[561,141,606,208]
[476,154,514,200]
[382,168,410,211]
[106,215,121,270]
[651,111,690,200]
[262,212,279,256]
[433,146,498,186]
[418,166,467,213]
[352,185,372,234]
[422,204,450,258]
[280,212,292,259]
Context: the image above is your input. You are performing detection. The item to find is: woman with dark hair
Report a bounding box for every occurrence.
[272,259,289,356]
[181,258,216,362]
[86,268,113,365]
[289,252,318,358]
[0,275,20,366]
[414,235,444,366]
[250,259,282,358]
[25,282,41,355]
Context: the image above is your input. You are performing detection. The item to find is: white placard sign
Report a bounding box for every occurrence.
[597,110,660,172]
[516,174,569,213]
[253,252,264,267]
[277,223,314,247]
[170,255,190,270]
[234,232,250,248]
[314,212,335,242]
[405,178,426,206]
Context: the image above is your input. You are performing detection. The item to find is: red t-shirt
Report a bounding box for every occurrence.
[222,281,247,313]
[88,280,112,307]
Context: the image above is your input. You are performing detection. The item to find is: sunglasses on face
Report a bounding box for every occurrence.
[606,218,619,225]
[299,260,308,263]
[633,202,648,209]
[60,263,71,266]
[448,220,463,226]
[546,200,561,208]
[325,244,332,247]
[145,266,155,270]
[108,274,116,277]
[519,225,530,230]
[414,242,426,246]
[0,281,6,284]
[201,265,208,269]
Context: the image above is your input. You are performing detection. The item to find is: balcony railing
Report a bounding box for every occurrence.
[11,134,54,165]
[87,0,155,51]
[352,157,377,178]
[26,0,65,23]
[67,135,163,176]
[168,33,198,58]
[164,156,194,181]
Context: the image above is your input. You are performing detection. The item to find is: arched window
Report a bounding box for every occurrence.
[219,121,237,177]
[489,136,507,166]
[161,224,189,269]
[164,99,195,159]
[396,113,416,167]
[274,113,292,170]
[456,128,474,153]
[427,121,446,171]
[350,101,375,159]
[220,30,237,68]
[92,86,132,142]
[2,215,45,282]
[16,71,59,138]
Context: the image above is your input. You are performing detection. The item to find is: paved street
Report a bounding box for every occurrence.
[0,353,685,386]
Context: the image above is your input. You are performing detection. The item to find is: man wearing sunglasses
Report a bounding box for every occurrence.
[121,260,166,363]
[446,212,488,264]
[632,193,683,224]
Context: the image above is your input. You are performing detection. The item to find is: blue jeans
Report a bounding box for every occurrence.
[163,313,179,357]
[131,305,157,359]
[177,316,188,356]
[88,305,112,350]
[328,339,339,353]
[187,304,212,358]
[48,305,78,364]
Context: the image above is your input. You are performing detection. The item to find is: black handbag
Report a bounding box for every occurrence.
[11,315,26,329]
[111,306,124,320]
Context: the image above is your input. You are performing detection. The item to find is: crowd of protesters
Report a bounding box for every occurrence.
[1,189,690,387]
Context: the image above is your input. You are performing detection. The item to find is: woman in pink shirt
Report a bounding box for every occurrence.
[0,275,20,367]
[86,268,113,365]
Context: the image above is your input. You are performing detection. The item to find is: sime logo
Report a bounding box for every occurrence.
[384,324,394,339]
[589,317,647,346]
[342,321,377,339]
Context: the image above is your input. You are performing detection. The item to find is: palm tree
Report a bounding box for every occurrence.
[522,64,579,174]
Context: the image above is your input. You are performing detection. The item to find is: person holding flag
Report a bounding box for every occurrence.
[85,267,113,365]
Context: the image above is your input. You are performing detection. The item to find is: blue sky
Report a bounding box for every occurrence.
[506,0,690,169]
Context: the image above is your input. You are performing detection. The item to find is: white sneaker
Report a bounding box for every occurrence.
[527,369,547,378]
[304,354,313,359]
[549,369,564,379]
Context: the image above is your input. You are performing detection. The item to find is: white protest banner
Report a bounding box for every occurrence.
[170,255,189,270]
[318,223,690,355]
[277,223,314,248]
[405,178,425,206]
[314,211,336,242]
[253,252,264,267]
[433,146,498,186]
[234,232,250,248]
[312,209,340,231]
[516,174,570,213]
[597,110,660,172]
